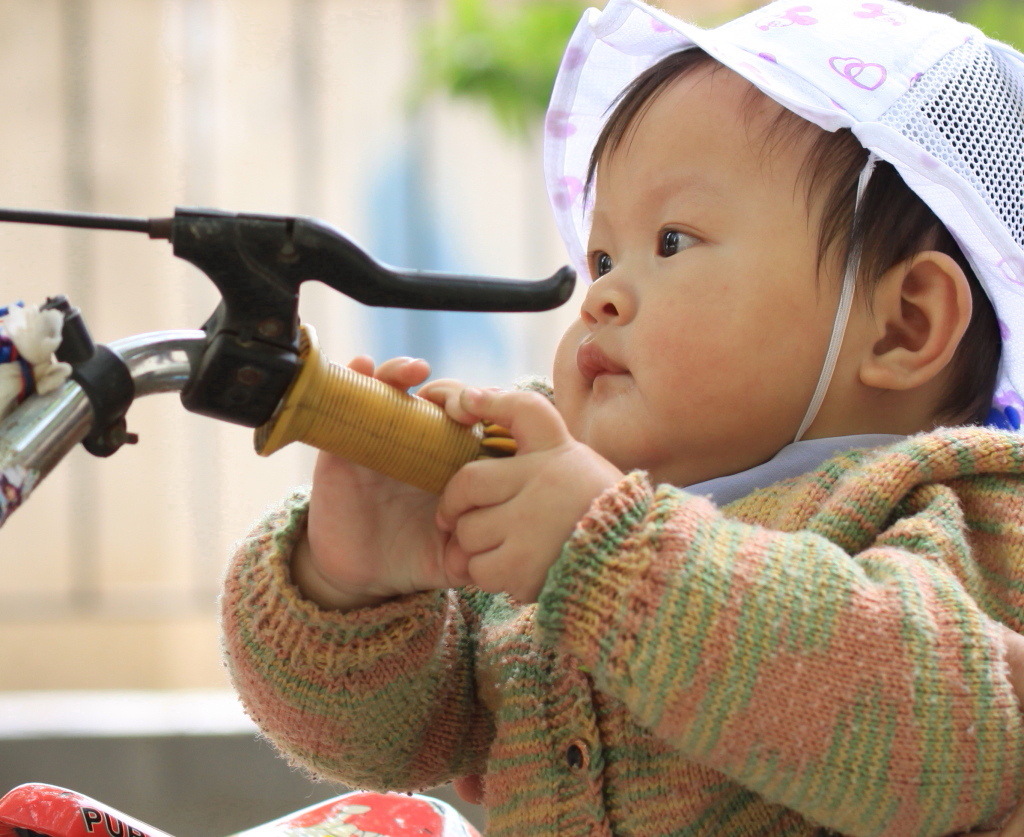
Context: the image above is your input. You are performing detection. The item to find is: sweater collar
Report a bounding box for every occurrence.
[684,435,905,507]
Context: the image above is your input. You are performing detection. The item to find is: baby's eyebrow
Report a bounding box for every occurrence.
[648,172,726,207]
[588,170,729,241]
[593,172,726,215]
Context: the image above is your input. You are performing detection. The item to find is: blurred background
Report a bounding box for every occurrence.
[0,0,1019,834]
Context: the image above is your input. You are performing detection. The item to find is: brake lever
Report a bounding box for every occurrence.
[0,207,576,429]
[0,206,574,314]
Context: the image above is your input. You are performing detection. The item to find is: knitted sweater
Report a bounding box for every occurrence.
[221,427,1024,836]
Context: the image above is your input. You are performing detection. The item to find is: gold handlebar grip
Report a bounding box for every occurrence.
[254,325,515,494]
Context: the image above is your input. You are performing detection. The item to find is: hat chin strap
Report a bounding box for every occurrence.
[793,153,879,443]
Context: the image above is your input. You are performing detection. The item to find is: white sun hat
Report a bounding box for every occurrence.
[544,0,1024,431]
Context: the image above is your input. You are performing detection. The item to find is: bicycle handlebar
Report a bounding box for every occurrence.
[0,205,575,527]
[0,330,204,528]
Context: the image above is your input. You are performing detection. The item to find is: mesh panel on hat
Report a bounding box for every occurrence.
[880,39,1024,249]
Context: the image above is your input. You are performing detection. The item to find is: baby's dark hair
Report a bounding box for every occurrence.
[585,49,1001,425]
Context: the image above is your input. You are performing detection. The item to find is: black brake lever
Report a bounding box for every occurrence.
[0,206,576,428]
[0,206,575,314]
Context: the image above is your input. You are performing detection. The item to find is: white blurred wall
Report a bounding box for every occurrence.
[0,0,582,690]
[0,0,749,691]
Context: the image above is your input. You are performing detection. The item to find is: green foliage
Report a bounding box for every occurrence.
[962,0,1024,49]
[415,0,587,139]
[414,0,1024,139]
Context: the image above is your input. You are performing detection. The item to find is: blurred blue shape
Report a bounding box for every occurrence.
[364,127,508,387]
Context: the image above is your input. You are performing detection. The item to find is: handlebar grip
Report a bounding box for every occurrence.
[254,325,512,494]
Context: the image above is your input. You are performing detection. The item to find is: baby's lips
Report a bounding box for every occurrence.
[576,340,628,381]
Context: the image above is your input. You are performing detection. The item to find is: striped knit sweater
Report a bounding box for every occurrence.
[221,427,1024,836]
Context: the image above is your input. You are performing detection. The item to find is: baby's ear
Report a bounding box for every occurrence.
[858,251,972,392]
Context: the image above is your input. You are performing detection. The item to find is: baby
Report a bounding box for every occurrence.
[223,1,1024,834]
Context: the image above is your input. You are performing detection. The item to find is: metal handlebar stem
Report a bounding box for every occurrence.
[0,330,206,528]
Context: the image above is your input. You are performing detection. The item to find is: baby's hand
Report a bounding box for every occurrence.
[416,376,489,426]
[435,388,623,603]
[295,356,459,611]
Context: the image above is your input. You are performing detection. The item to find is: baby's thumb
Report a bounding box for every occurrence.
[459,388,570,454]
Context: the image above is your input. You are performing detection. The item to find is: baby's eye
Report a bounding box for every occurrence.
[658,229,695,257]
[592,251,613,278]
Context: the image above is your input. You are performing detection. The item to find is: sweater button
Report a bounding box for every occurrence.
[565,741,588,771]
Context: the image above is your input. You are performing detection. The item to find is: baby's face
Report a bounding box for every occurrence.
[553,67,847,486]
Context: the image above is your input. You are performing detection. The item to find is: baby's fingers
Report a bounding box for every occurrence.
[436,457,522,532]
[346,355,375,376]
[459,388,571,453]
[346,355,431,392]
[364,356,432,391]
[417,378,493,425]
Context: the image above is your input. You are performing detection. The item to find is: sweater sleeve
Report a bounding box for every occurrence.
[534,472,1024,837]
[220,489,495,792]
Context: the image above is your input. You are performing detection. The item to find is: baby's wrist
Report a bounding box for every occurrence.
[290,534,391,612]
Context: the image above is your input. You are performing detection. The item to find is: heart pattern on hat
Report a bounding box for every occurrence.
[829,56,888,90]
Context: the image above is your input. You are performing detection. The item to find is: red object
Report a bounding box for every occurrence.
[231,789,482,836]
[0,783,481,837]
[0,783,174,837]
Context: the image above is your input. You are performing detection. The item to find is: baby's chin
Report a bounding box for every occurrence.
[605,448,730,489]
[574,435,655,482]
[558,407,716,486]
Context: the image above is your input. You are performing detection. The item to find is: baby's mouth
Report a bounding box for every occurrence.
[577,340,628,382]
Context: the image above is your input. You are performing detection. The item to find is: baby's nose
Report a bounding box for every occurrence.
[581,299,619,325]
[582,278,634,325]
